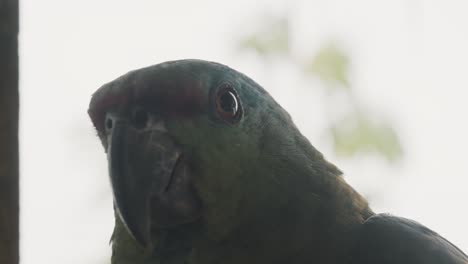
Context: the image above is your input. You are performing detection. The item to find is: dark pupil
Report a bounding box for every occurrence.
[220,91,238,114]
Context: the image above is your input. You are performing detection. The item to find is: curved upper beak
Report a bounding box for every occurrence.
[107,120,179,247]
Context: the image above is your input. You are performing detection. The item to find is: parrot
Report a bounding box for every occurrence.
[88,59,468,264]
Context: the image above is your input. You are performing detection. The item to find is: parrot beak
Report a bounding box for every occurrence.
[107,118,201,247]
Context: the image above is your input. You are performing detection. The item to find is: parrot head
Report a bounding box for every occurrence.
[88,59,343,249]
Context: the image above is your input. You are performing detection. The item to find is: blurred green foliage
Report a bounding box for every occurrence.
[238,17,290,56]
[329,115,402,162]
[305,43,350,89]
[238,15,403,163]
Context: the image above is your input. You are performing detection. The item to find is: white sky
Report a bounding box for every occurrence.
[20,0,468,263]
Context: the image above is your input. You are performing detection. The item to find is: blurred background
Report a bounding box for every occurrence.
[19,0,468,263]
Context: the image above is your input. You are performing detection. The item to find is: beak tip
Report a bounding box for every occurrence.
[132,232,150,248]
[115,203,151,247]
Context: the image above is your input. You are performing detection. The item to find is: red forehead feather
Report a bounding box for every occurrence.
[133,78,206,116]
[88,82,132,132]
[88,75,207,133]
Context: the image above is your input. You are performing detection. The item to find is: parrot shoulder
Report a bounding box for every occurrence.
[350,213,468,264]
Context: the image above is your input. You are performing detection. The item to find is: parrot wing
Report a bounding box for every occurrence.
[351,214,468,264]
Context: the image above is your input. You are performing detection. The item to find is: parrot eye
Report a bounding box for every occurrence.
[214,85,242,123]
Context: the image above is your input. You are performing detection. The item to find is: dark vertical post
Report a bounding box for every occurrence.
[0,0,19,263]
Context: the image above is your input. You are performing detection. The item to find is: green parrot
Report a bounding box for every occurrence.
[88,60,467,264]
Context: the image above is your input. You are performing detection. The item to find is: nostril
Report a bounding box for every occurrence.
[105,117,113,130]
[131,108,149,129]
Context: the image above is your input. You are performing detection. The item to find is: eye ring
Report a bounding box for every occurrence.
[213,84,242,124]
